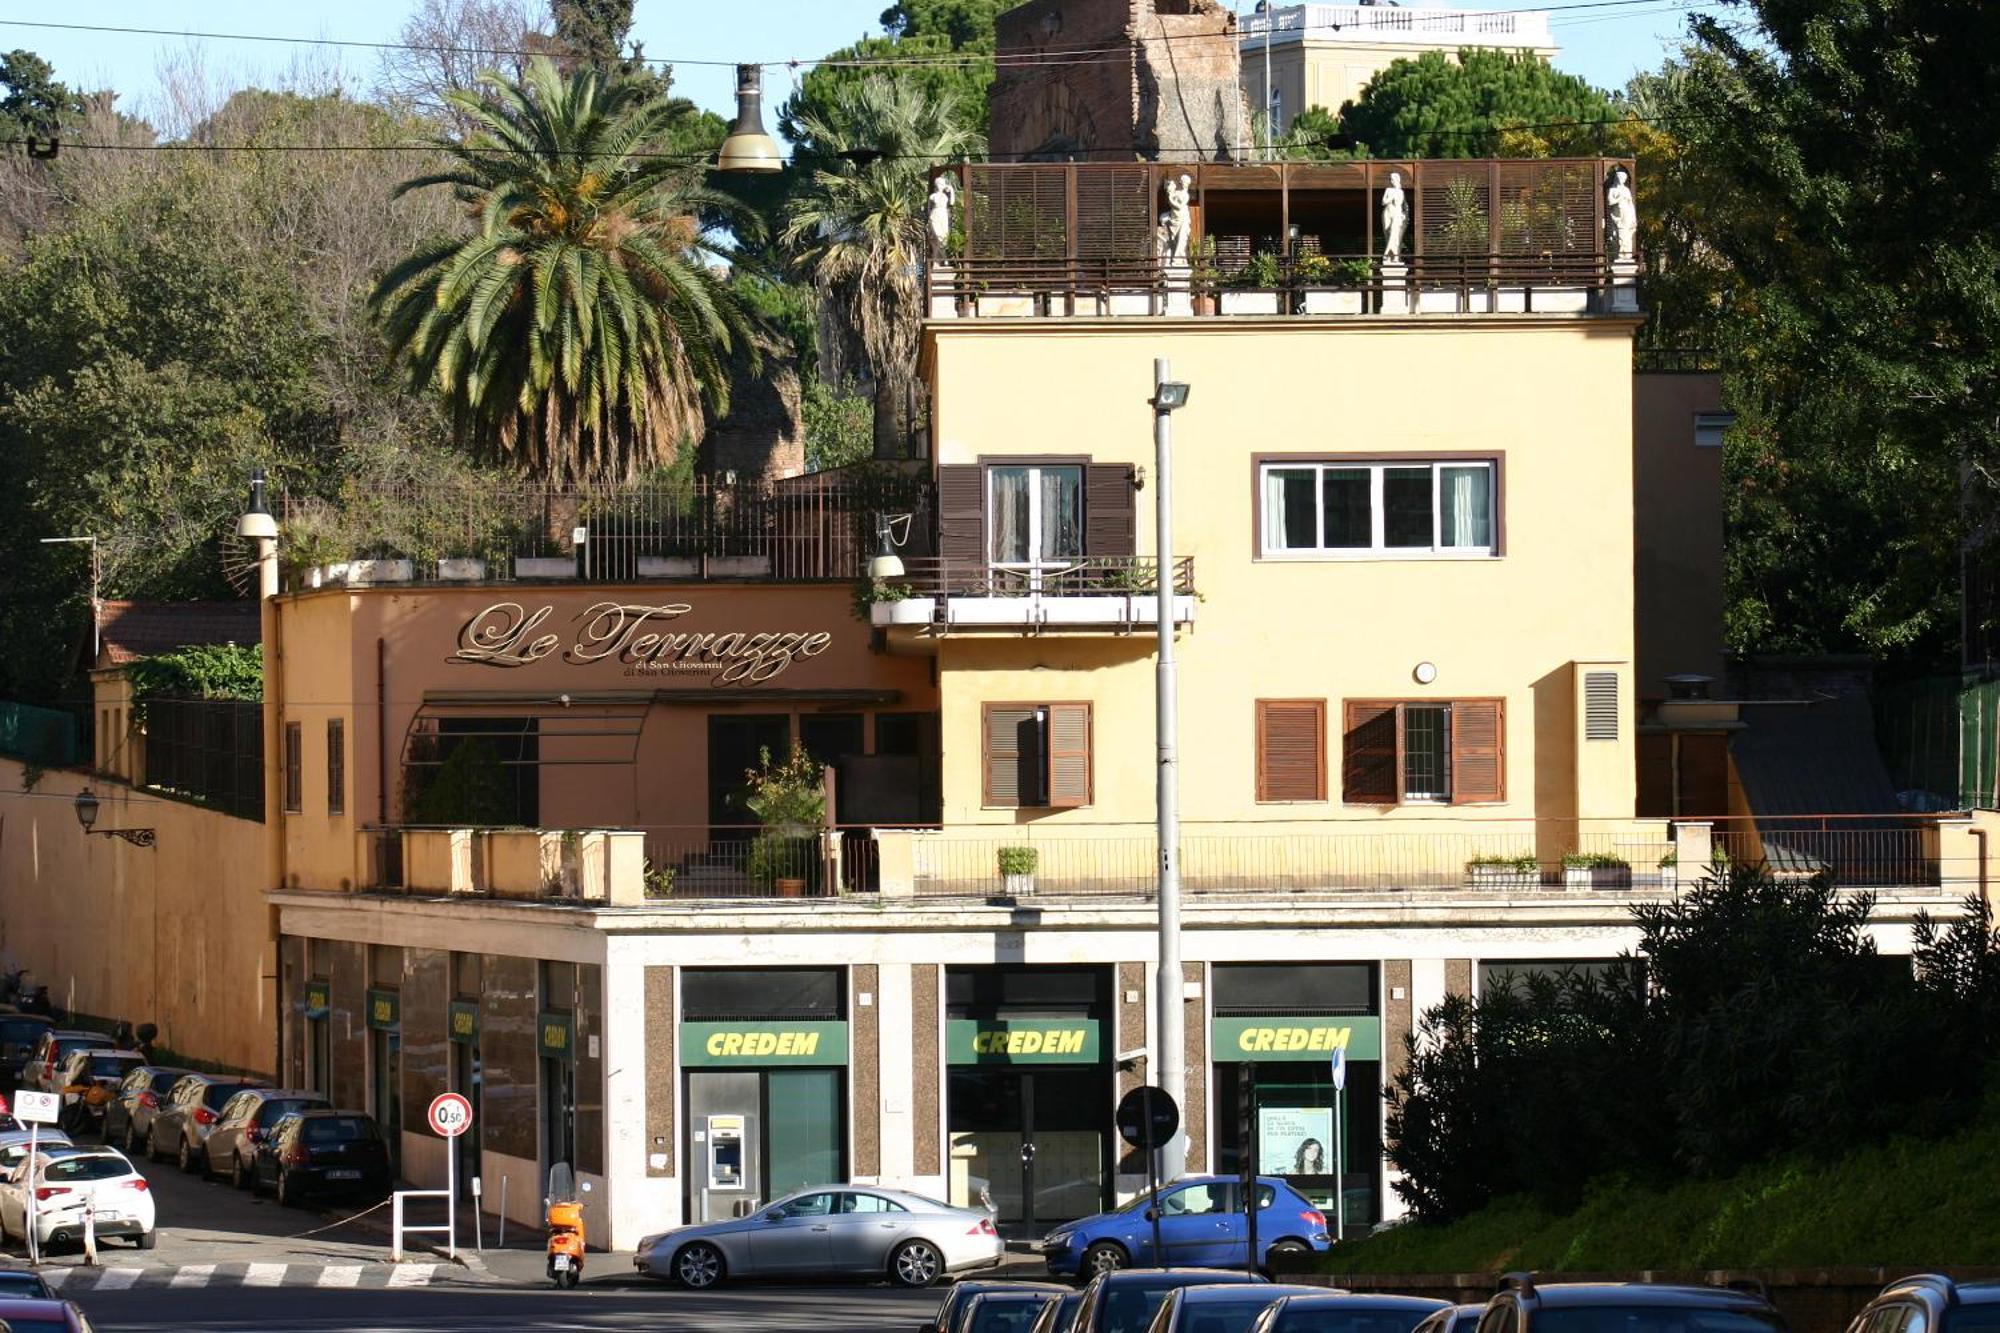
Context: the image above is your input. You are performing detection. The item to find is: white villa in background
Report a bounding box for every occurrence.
[1240,3,1560,136]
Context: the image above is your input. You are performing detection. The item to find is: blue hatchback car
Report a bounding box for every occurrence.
[1040,1177,1332,1279]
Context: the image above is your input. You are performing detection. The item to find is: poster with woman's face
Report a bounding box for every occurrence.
[1257,1107,1334,1176]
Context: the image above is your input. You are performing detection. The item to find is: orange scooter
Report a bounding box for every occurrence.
[546,1163,589,1289]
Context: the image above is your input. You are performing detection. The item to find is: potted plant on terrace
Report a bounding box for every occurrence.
[1188,237,1219,316]
[743,744,825,898]
[1221,252,1284,315]
[1562,851,1632,891]
[1466,852,1540,891]
[998,846,1038,897]
[1656,851,1677,891]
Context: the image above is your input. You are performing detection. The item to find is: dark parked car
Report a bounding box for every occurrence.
[962,1291,1065,1333]
[1411,1305,1485,1333]
[1845,1274,2000,1333]
[1147,1285,1331,1333]
[203,1088,331,1187]
[1246,1294,1449,1333]
[254,1109,391,1205]
[19,1031,114,1096]
[0,1269,57,1299]
[1400,1279,1783,1333]
[104,1066,196,1154]
[1073,1270,1271,1333]
[0,1296,96,1332]
[147,1073,268,1172]
[0,1012,54,1092]
[927,1281,1071,1333]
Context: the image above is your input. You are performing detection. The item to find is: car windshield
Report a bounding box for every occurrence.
[88,1056,139,1078]
[0,1319,71,1333]
[303,1117,376,1143]
[257,1099,327,1126]
[1512,1313,1785,1333]
[205,1083,254,1109]
[1950,1313,2000,1333]
[1179,1295,1284,1333]
[0,1272,50,1293]
[1104,1286,1190,1333]
[44,1155,131,1182]
[973,1300,1055,1333]
[0,1019,48,1041]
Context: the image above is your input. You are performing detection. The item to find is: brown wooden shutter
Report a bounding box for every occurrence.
[1342,702,1399,805]
[1085,464,1136,558]
[983,705,1034,808]
[1257,700,1326,802]
[938,464,985,574]
[1047,703,1093,808]
[1450,699,1505,804]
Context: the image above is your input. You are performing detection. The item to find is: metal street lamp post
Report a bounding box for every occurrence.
[1151,359,1191,1181]
[73,788,155,848]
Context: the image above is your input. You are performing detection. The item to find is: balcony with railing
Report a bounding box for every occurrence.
[278,469,928,590]
[871,555,1197,636]
[1238,4,1556,50]
[927,159,1639,323]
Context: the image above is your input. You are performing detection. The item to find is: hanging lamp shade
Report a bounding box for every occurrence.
[718,64,783,174]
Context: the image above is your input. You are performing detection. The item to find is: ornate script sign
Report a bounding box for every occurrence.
[453,601,833,685]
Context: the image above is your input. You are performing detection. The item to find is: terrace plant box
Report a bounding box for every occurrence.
[1562,857,1633,891]
[343,559,414,586]
[1303,290,1365,315]
[1467,858,1540,892]
[637,556,698,578]
[437,558,487,581]
[1219,290,1281,316]
[706,555,773,577]
[514,556,576,579]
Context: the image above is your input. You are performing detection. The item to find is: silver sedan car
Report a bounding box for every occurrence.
[635,1185,1004,1289]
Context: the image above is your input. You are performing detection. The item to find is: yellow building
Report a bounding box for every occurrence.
[1239,3,1560,138]
[1,156,1986,1260]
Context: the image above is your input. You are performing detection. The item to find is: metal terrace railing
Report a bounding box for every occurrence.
[889,555,1195,599]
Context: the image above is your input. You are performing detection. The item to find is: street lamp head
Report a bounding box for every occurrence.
[718,65,784,174]
[868,512,908,580]
[236,466,277,540]
[73,787,99,833]
[1152,381,1191,412]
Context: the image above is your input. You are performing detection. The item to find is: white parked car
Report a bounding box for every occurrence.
[0,1148,156,1251]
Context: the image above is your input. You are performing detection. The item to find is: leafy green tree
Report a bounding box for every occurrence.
[372,56,751,482]
[0,49,86,140]
[803,381,874,473]
[1669,0,2000,665]
[782,76,983,460]
[1337,50,1617,159]
[781,0,995,168]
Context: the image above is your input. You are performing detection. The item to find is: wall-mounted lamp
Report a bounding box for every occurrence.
[1413,661,1438,685]
[718,65,783,174]
[1151,381,1191,412]
[74,787,156,848]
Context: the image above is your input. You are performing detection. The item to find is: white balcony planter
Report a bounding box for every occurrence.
[514,556,576,579]
[1219,290,1281,315]
[1303,290,1364,315]
[1467,866,1540,892]
[871,597,936,627]
[706,554,772,577]
[437,558,488,581]
[637,556,698,578]
[1564,865,1633,891]
[344,559,413,586]
[1003,872,1035,897]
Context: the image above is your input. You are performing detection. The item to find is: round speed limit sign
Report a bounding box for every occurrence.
[428,1092,473,1138]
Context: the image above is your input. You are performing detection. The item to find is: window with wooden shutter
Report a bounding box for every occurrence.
[1085,464,1136,557]
[1449,699,1505,804]
[937,464,985,575]
[284,721,303,814]
[983,705,1037,808]
[1047,703,1093,808]
[1257,700,1326,802]
[326,718,345,816]
[1342,702,1398,805]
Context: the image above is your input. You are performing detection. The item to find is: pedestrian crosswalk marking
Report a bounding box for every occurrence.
[385,1264,434,1287]
[169,1263,215,1287]
[95,1267,142,1290]
[25,1261,457,1291]
[38,1269,67,1289]
[317,1264,363,1288]
[243,1262,287,1287]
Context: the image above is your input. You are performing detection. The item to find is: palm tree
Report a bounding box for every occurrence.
[781,76,983,460]
[372,56,749,482]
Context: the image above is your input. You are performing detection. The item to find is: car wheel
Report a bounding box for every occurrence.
[673,1241,724,1290]
[177,1138,195,1174]
[122,1122,137,1155]
[1265,1239,1310,1269]
[890,1239,944,1289]
[1082,1242,1129,1277]
[230,1155,247,1190]
[147,1128,165,1164]
[136,1229,156,1251]
[248,1163,267,1198]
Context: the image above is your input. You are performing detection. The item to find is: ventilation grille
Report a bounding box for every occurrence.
[1584,671,1620,741]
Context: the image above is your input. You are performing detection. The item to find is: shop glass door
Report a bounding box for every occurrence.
[767,1069,842,1196]
[948,1068,1104,1233]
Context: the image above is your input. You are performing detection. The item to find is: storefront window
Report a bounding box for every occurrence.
[1211,963,1381,1236]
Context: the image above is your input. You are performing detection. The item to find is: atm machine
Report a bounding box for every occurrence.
[698,1113,759,1222]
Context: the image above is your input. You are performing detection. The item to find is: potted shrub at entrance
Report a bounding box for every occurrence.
[743,744,825,897]
[1562,851,1632,891]
[1466,852,1540,891]
[997,846,1038,897]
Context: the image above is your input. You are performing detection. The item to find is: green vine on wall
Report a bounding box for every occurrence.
[123,643,264,721]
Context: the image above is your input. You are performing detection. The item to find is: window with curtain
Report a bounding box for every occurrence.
[1259,460,1495,557]
[989,465,1083,566]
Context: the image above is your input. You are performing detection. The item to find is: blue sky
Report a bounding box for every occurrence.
[0,1,1717,130]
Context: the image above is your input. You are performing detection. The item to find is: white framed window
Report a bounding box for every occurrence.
[1259,460,1496,559]
[988,464,1083,569]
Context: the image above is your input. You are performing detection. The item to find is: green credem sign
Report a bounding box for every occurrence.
[448,1000,480,1044]
[365,988,400,1031]
[1210,1016,1382,1062]
[680,1021,849,1066]
[947,1018,1101,1065]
